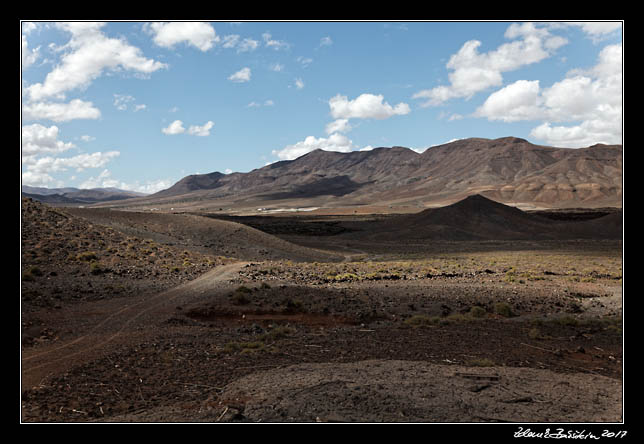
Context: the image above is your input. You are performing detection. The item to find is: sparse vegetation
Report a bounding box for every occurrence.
[76,251,98,262]
[469,306,487,318]
[465,358,496,367]
[494,302,515,318]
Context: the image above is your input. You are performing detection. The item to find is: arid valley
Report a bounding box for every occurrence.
[21,139,623,424]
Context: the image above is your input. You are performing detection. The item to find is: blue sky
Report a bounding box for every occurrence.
[21,21,622,193]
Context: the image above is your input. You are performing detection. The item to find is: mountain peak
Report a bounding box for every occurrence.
[493,136,529,144]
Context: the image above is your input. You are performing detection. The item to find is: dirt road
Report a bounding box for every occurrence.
[21,262,247,394]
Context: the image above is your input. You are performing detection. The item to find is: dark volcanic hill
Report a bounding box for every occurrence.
[360,194,622,241]
[98,137,623,211]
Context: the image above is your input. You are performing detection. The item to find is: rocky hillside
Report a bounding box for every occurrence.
[20,197,229,314]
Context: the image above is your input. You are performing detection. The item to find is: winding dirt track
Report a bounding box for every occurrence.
[21,262,248,394]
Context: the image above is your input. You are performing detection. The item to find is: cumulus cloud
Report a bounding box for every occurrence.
[237,38,259,53]
[22,34,40,70]
[413,22,568,106]
[145,22,219,51]
[22,151,121,186]
[262,32,290,50]
[22,99,101,122]
[474,80,544,122]
[329,93,410,120]
[272,133,356,160]
[22,124,75,156]
[325,118,352,134]
[25,22,166,102]
[162,120,186,135]
[564,22,622,42]
[229,67,251,83]
[294,78,304,89]
[162,120,214,136]
[79,169,172,194]
[187,121,214,136]
[474,44,622,147]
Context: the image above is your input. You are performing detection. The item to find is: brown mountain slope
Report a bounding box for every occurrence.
[100,137,622,211]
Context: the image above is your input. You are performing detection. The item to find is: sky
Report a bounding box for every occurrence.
[21,21,623,194]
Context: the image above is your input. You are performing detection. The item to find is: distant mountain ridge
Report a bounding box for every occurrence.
[21,186,147,205]
[103,137,624,210]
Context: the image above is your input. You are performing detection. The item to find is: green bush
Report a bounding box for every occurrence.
[404,314,442,328]
[77,251,98,262]
[89,261,103,275]
[231,291,250,305]
[469,306,487,318]
[494,302,515,318]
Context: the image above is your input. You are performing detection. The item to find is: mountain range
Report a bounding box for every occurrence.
[79,137,625,211]
[21,186,147,205]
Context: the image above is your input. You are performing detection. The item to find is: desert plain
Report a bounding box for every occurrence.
[20,192,623,424]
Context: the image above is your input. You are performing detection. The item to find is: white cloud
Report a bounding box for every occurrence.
[262,32,290,50]
[162,120,186,135]
[329,93,410,120]
[237,38,259,53]
[146,22,219,51]
[229,67,251,82]
[22,22,37,35]
[474,80,544,122]
[113,94,134,111]
[22,34,40,70]
[270,63,284,72]
[187,121,214,136]
[222,34,240,48]
[297,56,313,67]
[79,169,172,194]
[25,22,166,102]
[294,78,304,89]
[23,151,120,186]
[21,170,59,188]
[413,22,567,106]
[79,169,119,189]
[565,22,622,42]
[248,100,274,108]
[162,120,214,136]
[114,94,146,112]
[319,36,333,47]
[474,43,622,147]
[325,118,352,134]
[22,124,75,156]
[272,133,356,160]
[22,99,101,122]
